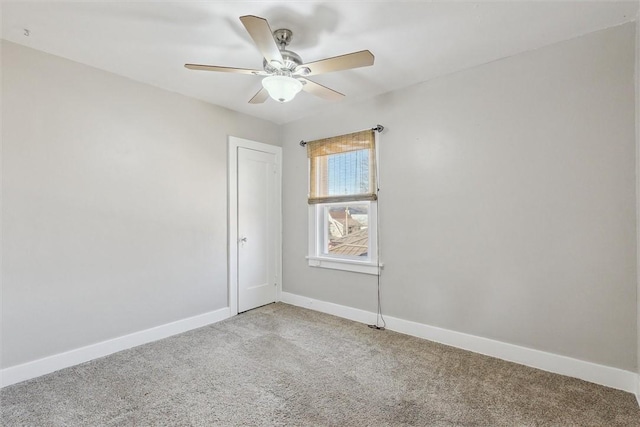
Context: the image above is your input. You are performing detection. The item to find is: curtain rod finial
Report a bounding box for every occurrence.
[373,125,384,133]
[299,140,307,147]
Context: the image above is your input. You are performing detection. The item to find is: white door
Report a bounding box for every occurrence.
[237,147,278,312]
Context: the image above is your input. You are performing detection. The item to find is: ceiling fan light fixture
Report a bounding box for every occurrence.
[185,15,373,104]
[261,75,303,103]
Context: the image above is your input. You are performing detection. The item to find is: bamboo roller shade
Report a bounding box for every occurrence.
[307,129,377,204]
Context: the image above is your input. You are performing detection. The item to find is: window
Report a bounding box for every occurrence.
[306,130,380,275]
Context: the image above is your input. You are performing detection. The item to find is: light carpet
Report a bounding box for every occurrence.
[1,303,639,426]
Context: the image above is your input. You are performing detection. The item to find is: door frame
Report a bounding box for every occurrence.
[228,136,282,316]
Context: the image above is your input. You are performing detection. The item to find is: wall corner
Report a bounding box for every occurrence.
[635,15,640,391]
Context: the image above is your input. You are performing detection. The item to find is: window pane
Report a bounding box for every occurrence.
[324,204,369,257]
[325,149,370,196]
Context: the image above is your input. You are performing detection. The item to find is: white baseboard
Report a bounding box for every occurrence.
[1,307,232,388]
[280,292,639,395]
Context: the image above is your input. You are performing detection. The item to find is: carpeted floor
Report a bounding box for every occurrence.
[1,303,639,426]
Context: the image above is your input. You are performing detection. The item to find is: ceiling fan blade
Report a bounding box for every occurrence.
[249,87,269,104]
[300,78,344,101]
[298,50,374,76]
[239,15,283,65]
[185,64,266,75]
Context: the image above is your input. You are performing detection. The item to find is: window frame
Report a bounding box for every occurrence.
[307,201,379,275]
[306,131,381,275]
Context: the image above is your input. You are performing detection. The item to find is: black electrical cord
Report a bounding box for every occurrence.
[368,186,386,331]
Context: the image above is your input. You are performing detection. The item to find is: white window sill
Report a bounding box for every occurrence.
[306,256,383,275]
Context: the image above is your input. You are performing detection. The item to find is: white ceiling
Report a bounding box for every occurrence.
[2,1,638,125]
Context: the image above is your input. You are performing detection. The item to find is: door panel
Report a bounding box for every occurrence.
[237,147,277,312]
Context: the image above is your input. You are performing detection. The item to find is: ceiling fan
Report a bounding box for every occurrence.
[185,15,374,104]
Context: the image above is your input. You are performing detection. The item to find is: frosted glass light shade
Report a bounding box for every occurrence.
[261,75,303,103]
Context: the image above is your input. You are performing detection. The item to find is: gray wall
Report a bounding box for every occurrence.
[1,41,280,368]
[282,24,637,371]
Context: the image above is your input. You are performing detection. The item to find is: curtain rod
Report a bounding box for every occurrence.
[299,125,384,147]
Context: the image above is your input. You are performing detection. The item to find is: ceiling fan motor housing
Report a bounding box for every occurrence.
[262,28,303,74]
[263,49,302,73]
